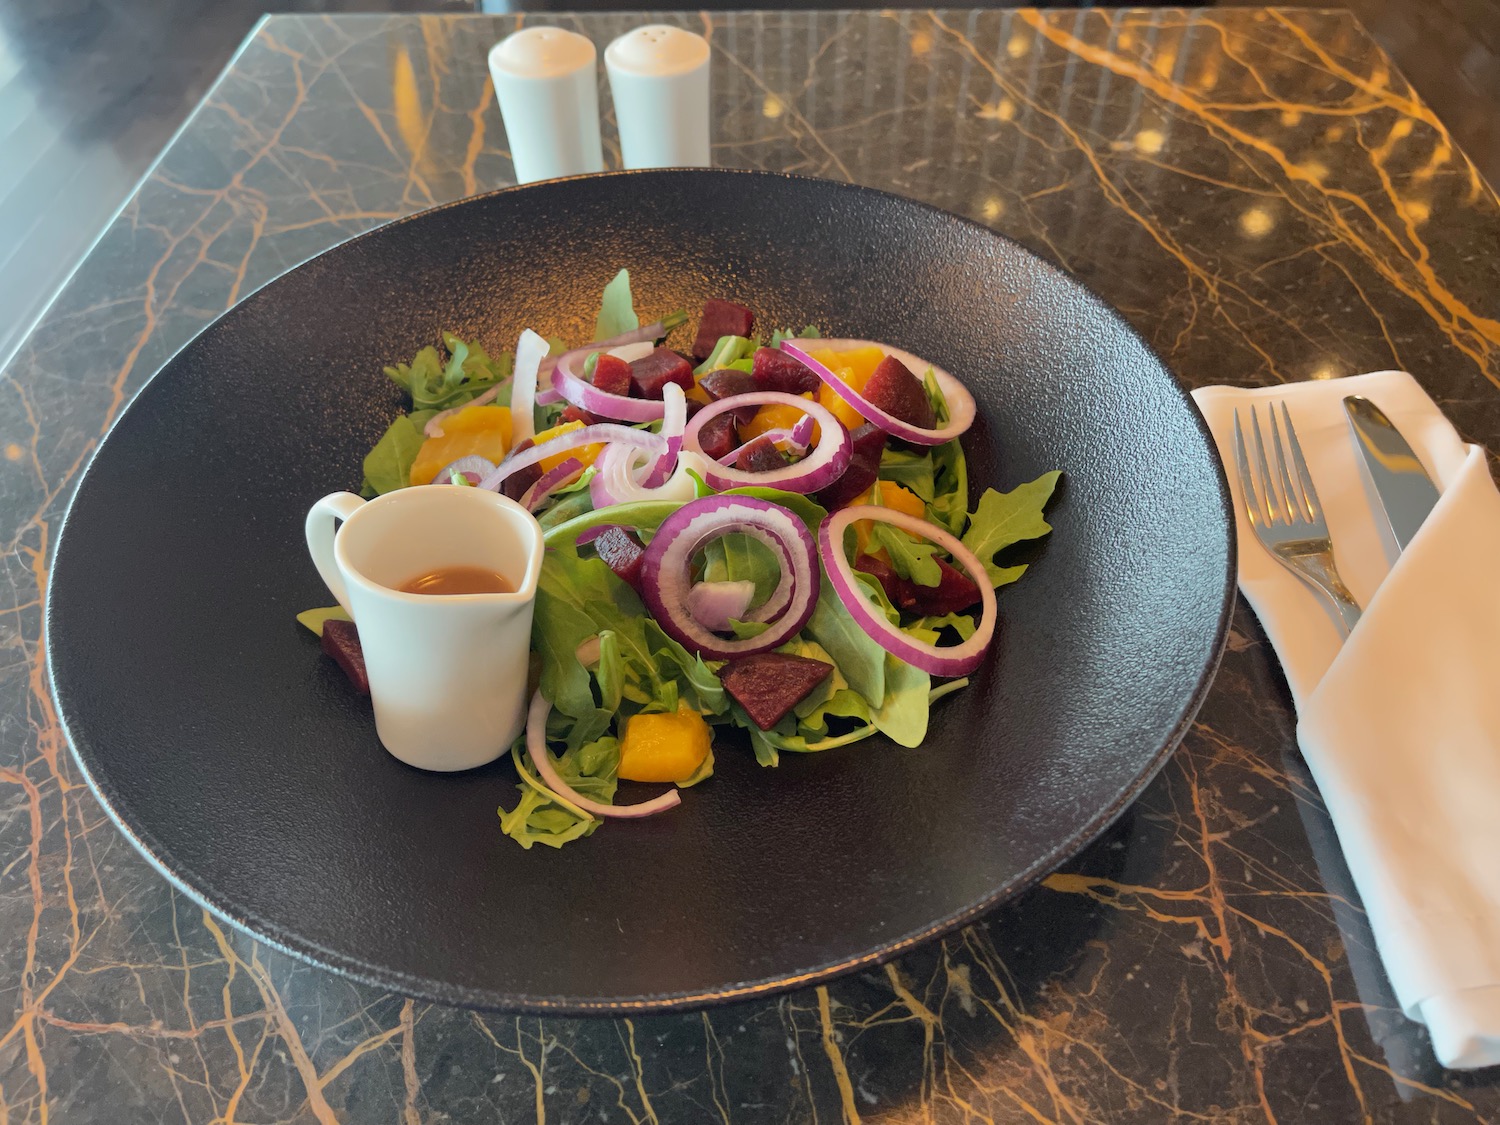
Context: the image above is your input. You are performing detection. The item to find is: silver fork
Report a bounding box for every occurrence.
[1233,402,1362,636]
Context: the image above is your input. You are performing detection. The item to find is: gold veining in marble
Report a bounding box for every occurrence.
[0,9,1497,1122]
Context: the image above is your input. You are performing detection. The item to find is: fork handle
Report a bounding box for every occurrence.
[1294,559,1363,638]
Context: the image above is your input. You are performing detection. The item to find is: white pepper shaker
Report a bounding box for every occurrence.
[605,25,711,169]
[488,27,605,184]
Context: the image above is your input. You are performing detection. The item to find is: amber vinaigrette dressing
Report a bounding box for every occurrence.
[397,565,513,596]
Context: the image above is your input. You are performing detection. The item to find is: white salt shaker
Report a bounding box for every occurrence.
[488,27,605,184]
[605,25,711,169]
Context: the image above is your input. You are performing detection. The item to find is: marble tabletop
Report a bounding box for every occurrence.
[5,8,1500,1122]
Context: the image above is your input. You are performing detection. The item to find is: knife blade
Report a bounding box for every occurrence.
[1343,395,1441,552]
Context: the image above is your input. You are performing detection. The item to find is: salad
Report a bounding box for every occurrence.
[302,271,1060,849]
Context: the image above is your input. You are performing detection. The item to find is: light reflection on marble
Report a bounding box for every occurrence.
[2,9,1499,1122]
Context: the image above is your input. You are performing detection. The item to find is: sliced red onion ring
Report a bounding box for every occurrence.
[686,580,757,632]
[430,321,676,434]
[508,329,550,448]
[641,383,686,488]
[605,341,654,364]
[590,445,708,507]
[789,412,816,450]
[519,457,585,511]
[715,423,811,464]
[683,392,850,493]
[586,384,701,507]
[435,455,498,483]
[550,346,670,424]
[639,495,819,660]
[525,692,680,819]
[819,506,996,676]
[780,340,977,447]
[478,422,662,492]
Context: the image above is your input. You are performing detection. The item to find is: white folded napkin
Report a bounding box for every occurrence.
[1194,372,1500,1071]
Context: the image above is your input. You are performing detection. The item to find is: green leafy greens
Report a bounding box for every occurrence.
[593,269,640,340]
[384,332,513,413]
[960,471,1062,586]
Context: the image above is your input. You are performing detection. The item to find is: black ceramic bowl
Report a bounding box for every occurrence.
[47,170,1233,1013]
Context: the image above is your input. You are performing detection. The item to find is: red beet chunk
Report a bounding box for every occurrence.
[560,405,597,426]
[855,553,981,616]
[591,353,634,398]
[699,369,760,422]
[718,652,834,730]
[854,553,906,609]
[692,299,755,360]
[593,525,647,589]
[697,413,740,461]
[500,438,542,501]
[862,355,934,430]
[630,348,695,399]
[752,347,820,395]
[814,423,888,510]
[321,619,369,694]
[849,421,889,465]
[908,558,982,615]
[735,434,787,474]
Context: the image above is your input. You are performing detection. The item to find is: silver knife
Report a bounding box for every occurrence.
[1343,395,1441,552]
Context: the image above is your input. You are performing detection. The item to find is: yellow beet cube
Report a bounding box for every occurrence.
[807,345,886,433]
[409,405,512,486]
[851,481,928,555]
[740,398,815,443]
[618,705,712,783]
[531,420,604,471]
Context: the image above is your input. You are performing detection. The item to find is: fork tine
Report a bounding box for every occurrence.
[1248,405,1282,524]
[1267,404,1307,522]
[1279,401,1322,522]
[1231,409,1266,528]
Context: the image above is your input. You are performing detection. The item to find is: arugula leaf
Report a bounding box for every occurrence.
[543,499,682,549]
[927,437,969,537]
[726,619,771,640]
[961,471,1062,586]
[701,531,781,604]
[720,486,826,534]
[362,414,425,494]
[871,522,943,587]
[678,745,716,788]
[533,551,623,725]
[913,612,977,641]
[872,652,930,747]
[769,325,822,347]
[694,335,754,376]
[385,335,513,413]
[532,529,729,755]
[713,487,892,708]
[878,448,936,501]
[778,640,869,730]
[537,490,595,531]
[594,630,624,712]
[923,368,951,428]
[295,606,350,636]
[498,785,597,849]
[804,572,887,707]
[643,621,728,715]
[594,269,639,340]
[498,737,618,849]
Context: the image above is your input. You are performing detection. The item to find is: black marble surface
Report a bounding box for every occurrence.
[5,9,1500,1122]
